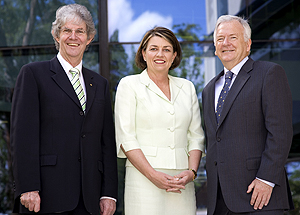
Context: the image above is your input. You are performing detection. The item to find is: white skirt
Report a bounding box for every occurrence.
[124,166,196,215]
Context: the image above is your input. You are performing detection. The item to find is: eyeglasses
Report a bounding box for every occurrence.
[61,27,86,36]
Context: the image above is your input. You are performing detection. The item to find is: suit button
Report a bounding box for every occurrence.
[217,137,221,142]
[214,161,217,166]
[79,111,84,116]
[78,157,81,162]
[82,134,86,138]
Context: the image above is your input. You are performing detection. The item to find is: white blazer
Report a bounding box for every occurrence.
[115,70,205,169]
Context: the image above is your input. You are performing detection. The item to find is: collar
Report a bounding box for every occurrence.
[224,56,248,76]
[57,52,83,75]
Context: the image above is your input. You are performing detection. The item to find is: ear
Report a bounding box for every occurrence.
[247,39,252,52]
[86,36,94,46]
[142,49,146,61]
[52,30,60,43]
[172,51,177,61]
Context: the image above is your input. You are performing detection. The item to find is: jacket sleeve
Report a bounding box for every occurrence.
[187,82,205,153]
[10,64,41,198]
[114,77,140,158]
[100,79,118,199]
[257,63,293,185]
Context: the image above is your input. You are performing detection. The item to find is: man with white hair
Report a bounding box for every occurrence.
[202,15,294,215]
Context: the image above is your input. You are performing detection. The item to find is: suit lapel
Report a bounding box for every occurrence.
[82,68,97,114]
[217,58,253,127]
[50,57,82,109]
[207,72,224,128]
[140,70,181,104]
[169,76,183,104]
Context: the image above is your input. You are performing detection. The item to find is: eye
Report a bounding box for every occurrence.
[164,49,171,52]
[217,38,224,42]
[76,29,86,35]
[62,28,72,34]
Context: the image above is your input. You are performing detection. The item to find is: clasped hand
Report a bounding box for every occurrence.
[150,170,194,194]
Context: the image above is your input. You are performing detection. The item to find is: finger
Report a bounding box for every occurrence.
[250,189,258,206]
[166,188,181,193]
[264,194,271,206]
[247,182,254,193]
[28,203,35,211]
[34,202,40,213]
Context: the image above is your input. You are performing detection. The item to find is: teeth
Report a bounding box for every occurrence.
[155,60,165,63]
[68,43,79,47]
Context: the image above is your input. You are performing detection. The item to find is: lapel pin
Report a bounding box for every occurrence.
[90,83,92,86]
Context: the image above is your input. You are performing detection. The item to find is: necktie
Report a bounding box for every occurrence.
[216,71,233,124]
[70,68,86,112]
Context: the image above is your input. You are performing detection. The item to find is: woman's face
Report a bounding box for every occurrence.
[142,36,177,74]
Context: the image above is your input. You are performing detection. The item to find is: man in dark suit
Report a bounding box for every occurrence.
[10,4,118,215]
[202,15,294,215]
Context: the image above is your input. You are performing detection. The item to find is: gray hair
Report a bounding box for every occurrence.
[213,15,251,44]
[51,4,96,50]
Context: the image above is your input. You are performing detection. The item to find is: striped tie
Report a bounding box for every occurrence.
[70,68,86,112]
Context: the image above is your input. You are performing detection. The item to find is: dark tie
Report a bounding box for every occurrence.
[216,71,233,124]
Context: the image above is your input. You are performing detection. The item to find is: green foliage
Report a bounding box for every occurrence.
[287,166,300,215]
[173,23,205,97]
[0,114,13,213]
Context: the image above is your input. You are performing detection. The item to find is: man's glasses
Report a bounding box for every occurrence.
[61,27,86,36]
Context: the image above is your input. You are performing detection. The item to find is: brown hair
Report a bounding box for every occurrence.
[135,27,182,70]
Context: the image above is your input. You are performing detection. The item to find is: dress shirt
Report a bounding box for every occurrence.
[214,56,275,188]
[214,56,248,110]
[57,53,87,100]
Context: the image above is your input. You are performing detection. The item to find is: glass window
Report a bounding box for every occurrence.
[0,0,99,47]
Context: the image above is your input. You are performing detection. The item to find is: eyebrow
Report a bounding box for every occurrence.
[148,44,172,48]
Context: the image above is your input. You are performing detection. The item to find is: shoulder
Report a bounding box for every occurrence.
[169,75,194,87]
[21,60,51,71]
[118,73,142,86]
[252,60,283,71]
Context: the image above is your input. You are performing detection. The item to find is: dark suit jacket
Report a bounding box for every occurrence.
[10,57,118,214]
[202,58,294,214]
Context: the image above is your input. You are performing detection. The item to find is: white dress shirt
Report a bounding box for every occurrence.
[57,53,87,100]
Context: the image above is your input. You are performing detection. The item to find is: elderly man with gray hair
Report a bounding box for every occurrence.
[10,4,118,215]
[202,15,294,215]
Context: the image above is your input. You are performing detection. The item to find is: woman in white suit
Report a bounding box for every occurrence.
[114,27,205,215]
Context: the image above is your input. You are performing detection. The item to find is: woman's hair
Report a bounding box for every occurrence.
[51,4,96,50]
[135,27,182,70]
[213,15,251,44]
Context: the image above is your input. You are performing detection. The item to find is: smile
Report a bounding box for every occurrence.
[154,60,165,64]
[67,43,80,47]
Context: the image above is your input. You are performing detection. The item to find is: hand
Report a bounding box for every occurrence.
[149,170,185,193]
[166,170,194,193]
[100,198,116,215]
[20,191,40,213]
[247,178,273,210]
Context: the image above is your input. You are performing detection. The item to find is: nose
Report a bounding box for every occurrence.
[69,31,77,39]
[223,37,231,45]
[156,48,164,56]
